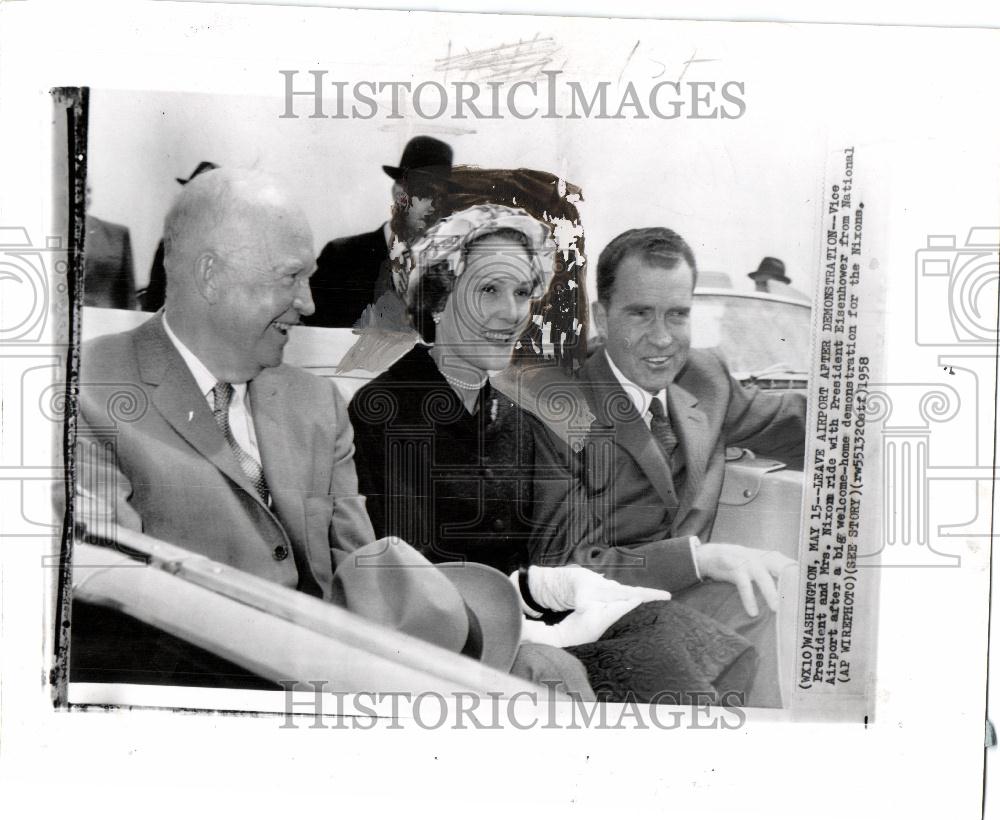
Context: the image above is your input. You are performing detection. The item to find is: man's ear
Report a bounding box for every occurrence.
[192,252,221,303]
[591,300,608,339]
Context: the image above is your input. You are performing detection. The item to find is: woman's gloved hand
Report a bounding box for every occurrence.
[525,564,671,613]
[520,599,643,648]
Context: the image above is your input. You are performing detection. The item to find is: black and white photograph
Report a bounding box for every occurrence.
[66,74,835,714]
[1,1,998,817]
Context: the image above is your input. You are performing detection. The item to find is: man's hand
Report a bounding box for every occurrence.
[696,543,797,617]
[520,599,642,648]
[527,564,670,612]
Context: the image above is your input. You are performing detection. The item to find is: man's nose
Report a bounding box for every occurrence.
[647,318,675,348]
[296,278,316,317]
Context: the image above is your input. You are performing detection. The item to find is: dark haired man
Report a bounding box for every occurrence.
[556,227,807,706]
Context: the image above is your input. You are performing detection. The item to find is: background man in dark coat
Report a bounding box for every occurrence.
[83,183,137,309]
[305,135,452,328]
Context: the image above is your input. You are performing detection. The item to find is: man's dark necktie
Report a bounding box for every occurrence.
[649,396,679,464]
[212,381,270,503]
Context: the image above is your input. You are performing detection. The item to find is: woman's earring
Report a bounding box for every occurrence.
[432,312,442,325]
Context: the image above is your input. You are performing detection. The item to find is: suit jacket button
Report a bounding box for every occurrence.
[482,468,494,479]
[492,518,505,532]
[273,544,289,561]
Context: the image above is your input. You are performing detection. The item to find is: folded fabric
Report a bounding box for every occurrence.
[565,600,757,704]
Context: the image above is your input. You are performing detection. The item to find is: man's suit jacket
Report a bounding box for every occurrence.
[545,348,806,593]
[77,314,375,599]
[306,226,391,328]
[83,215,137,310]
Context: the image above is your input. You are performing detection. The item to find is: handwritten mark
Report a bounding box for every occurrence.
[443,39,452,84]
[618,40,640,84]
[435,33,561,83]
[678,49,718,82]
[943,366,955,375]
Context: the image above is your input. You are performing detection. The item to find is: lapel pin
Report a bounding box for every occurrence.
[188,410,194,422]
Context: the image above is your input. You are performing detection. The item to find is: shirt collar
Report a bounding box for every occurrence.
[382,221,392,250]
[162,313,248,405]
[603,350,668,419]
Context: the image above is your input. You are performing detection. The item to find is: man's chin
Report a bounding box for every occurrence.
[634,368,677,393]
[254,347,286,373]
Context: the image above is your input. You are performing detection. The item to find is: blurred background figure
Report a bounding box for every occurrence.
[305,135,453,329]
[83,183,137,309]
[747,256,810,301]
[139,161,219,312]
[747,256,789,293]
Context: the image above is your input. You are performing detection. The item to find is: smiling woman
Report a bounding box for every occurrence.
[350,204,558,565]
[347,205,760,704]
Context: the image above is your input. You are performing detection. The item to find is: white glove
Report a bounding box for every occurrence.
[520,599,643,648]
[525,565,670,613]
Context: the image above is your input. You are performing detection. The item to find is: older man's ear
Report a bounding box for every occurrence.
[192,253,222,304]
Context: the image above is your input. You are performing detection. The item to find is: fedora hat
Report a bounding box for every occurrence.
[382,136,453,182]
[176,161,220,186]
[747,256,791,284]
[330,538,522,671]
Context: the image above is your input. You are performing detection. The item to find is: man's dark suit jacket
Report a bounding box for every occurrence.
[534,348,806,593]
[77,314,376,598]
[306,226,391,328]
[83,215,137,309]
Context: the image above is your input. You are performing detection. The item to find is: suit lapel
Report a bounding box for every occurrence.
[137,315,267,505]
[249,372,300,503]
[667,379,710,524]
[582,353,679,515]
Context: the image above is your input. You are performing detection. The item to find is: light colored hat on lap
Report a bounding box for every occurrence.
[331,537,522,671]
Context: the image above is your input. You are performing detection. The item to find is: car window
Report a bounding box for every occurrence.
[692,293,812,376]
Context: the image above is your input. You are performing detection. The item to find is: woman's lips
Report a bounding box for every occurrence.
[480,329,517,343]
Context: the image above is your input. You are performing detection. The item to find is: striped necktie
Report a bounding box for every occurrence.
[212,382,270,503]
[649,395,679,464]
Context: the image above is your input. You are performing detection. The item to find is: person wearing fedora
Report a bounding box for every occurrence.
[139,161,220,312]
[75,168,596,696]
[305,136,453,329]
[747,256,809,300]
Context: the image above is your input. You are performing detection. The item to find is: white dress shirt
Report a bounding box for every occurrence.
[603,351,702,577]
[603,351,670,430]
[162,315,262,465]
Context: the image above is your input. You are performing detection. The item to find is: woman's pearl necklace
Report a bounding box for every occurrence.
[442,370,488,391]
